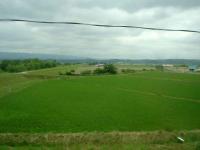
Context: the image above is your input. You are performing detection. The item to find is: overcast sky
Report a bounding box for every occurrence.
[0,0,200,59]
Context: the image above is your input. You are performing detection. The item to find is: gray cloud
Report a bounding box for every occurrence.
[0,0,200,59]
[74,0,200,12]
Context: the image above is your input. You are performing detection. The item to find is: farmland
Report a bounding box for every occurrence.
[0,67,200,132]
[0,64,200,149]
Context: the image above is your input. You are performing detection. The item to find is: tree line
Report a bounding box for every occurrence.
[0,59,60,73]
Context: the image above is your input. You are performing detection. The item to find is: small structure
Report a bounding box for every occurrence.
[188,65,198,72]
[177,137,184,143]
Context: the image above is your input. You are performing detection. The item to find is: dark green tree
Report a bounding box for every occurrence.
[103,64,117,74]
[93,68,105,74]
[155,65,164,71]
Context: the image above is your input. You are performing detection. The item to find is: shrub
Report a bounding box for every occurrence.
[81,70,91,76]
[121,69,136,73]
[58,72,64,75]
[196,142,200,150]
[70,69,75,73]
[93,68,105,74]
[66,71,73,75]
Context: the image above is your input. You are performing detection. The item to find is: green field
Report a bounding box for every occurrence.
[0,70,200,133]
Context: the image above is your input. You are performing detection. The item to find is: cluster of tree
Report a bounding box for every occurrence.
[58,64,117,76]
[59,69,76,76]
[0,59,59,73]
[155,65,164,71]
[93,64,117,74]
[174,64,188,67]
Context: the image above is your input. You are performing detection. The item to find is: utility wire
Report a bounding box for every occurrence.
[0,18,200,34]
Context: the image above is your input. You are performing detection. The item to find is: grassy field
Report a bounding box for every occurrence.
[0,64,95,98]
[0,65,200,149]
[0,71,200,133]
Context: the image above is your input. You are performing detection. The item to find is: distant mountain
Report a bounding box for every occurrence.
[110,59,200,65]
[60,58,200,65]
[0,52,200,65]
[60,59,200,65]
[0,52,83,60]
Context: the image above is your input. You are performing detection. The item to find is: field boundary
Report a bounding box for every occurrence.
[117,87,200,104]
[0,130,199,146]
[129,74,200,83]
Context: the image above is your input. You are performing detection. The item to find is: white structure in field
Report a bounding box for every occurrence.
[177,137,184,143]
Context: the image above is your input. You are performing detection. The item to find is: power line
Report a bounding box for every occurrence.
[0,18,200,34]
